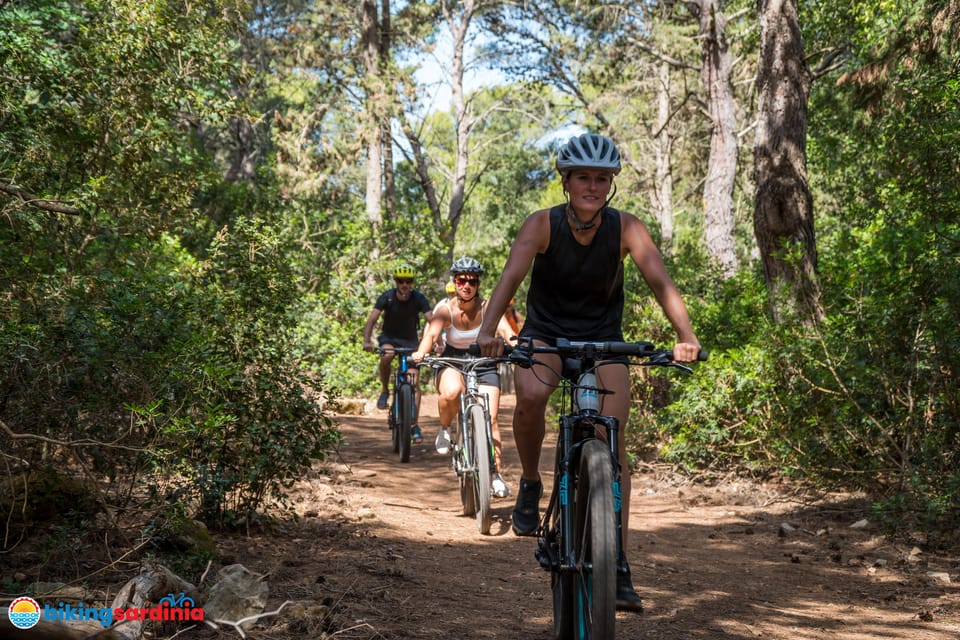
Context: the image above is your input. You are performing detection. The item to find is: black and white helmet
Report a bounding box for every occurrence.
[449,256,483,275]
[555,133,622,176]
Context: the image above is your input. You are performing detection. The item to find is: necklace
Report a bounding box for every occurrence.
[567,204,601,232]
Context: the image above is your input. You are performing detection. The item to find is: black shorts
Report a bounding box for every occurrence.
[378,335,421,368]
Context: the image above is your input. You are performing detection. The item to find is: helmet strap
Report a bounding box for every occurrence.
[566,203,602,232]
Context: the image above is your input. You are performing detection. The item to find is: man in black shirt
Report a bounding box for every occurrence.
[363,264,433,442]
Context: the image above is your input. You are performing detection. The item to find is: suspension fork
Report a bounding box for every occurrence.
[558,413,577,572]
[595,413,625,567]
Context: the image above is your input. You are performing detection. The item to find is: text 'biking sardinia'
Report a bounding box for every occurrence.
[7,596,204,630]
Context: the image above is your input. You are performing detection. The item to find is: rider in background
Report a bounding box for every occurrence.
[412,257,514,498]
[363,264,433,443]
[476,133,700,613]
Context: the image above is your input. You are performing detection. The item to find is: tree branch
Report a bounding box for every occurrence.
[0,180,83,216]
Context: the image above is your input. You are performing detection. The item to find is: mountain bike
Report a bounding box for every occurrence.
[423,354,501,534]
[379,347,418,463]
[504,337,706,640]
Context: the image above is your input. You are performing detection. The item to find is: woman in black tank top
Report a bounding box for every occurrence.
[474,133,701,612]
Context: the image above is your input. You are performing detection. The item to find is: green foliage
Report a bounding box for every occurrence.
[4,0,960,554]
[149,218,340,527]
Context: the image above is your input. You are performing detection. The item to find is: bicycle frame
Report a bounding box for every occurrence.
[550,356,624,578]
[530,351,624,612]
[425,355,499,534]
[380,347,418,462]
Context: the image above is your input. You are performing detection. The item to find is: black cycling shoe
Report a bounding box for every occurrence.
[511,477,543,536]
[616,563,644,613]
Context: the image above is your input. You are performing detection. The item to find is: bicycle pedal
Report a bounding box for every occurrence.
[534,545,555,571]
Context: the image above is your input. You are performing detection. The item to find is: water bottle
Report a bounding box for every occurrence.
[576,372,599,412]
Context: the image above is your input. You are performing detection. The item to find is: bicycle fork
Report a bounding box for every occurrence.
[539,413,626,575]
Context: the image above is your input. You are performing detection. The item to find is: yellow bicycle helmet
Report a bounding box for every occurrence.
[445,281,456,295]
[393,264,416,280]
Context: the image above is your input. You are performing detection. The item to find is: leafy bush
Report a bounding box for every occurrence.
[148,218,340,527]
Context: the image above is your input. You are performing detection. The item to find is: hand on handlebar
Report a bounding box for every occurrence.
[411,350,426,363]
[363,339,376,353]
[476,332,505,357]
[672,341,702,363]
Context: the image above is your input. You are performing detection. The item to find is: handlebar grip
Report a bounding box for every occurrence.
[467,343,515,356]
[665,348,709,361]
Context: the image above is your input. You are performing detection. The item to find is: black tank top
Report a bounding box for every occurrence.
[520,204,625,342]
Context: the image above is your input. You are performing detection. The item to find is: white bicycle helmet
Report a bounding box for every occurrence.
[555,133,622,176]
[449,256,483,275]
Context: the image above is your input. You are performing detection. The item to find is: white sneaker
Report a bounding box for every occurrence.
[492,473,510,498]
[435,428,451,454]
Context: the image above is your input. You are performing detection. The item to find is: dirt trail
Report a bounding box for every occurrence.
[216,392,959,639]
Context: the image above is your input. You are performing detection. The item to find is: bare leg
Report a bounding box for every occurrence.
[597,362,632,549]
[436,368,465,427]
[511,352,561,482]
[378,344,395,393]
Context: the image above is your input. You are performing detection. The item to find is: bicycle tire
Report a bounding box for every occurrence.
[389,390,400,454]
[572,439,617,639]
[398,383,413,463]
[459,411,477,517]
[469,403,492,534]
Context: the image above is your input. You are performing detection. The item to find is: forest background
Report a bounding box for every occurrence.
[1,0,958,583]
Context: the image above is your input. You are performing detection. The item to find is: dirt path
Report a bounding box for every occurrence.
[216,392,960,639]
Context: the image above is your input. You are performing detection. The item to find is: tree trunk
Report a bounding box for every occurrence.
[754,0,823,322]
[694,0,739,277]
[654,59,675,255]
[380,0,396,220]
[443,0,477,243]
[362,0,383,226]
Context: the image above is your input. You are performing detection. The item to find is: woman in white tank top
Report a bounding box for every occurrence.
[413,258,515,498]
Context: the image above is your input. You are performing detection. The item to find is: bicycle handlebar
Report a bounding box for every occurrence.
[469,338,707,373]
[422,355,503,373]
[376,346,418,355]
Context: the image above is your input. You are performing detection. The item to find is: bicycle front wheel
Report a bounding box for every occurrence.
[468,403,492,534]
[389,391,400,454]
[398,383,414,463]
[459,411,477,517]
[572,438,617,639]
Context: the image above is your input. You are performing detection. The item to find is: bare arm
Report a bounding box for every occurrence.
[621,212,701,361]
[413,304,449,362]
[477,210,550,355]
[362,308,382,352]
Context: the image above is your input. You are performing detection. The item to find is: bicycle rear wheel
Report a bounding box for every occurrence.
[572,438,616,639]
[398,383,413,463]
[468,403,492,534]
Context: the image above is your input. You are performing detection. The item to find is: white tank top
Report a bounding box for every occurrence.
[445,301,485,350]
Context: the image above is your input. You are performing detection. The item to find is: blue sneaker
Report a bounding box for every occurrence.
[376,391,389,410]
[411,425,423,444]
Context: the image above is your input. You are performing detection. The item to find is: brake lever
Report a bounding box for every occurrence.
[508,348,536,369]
